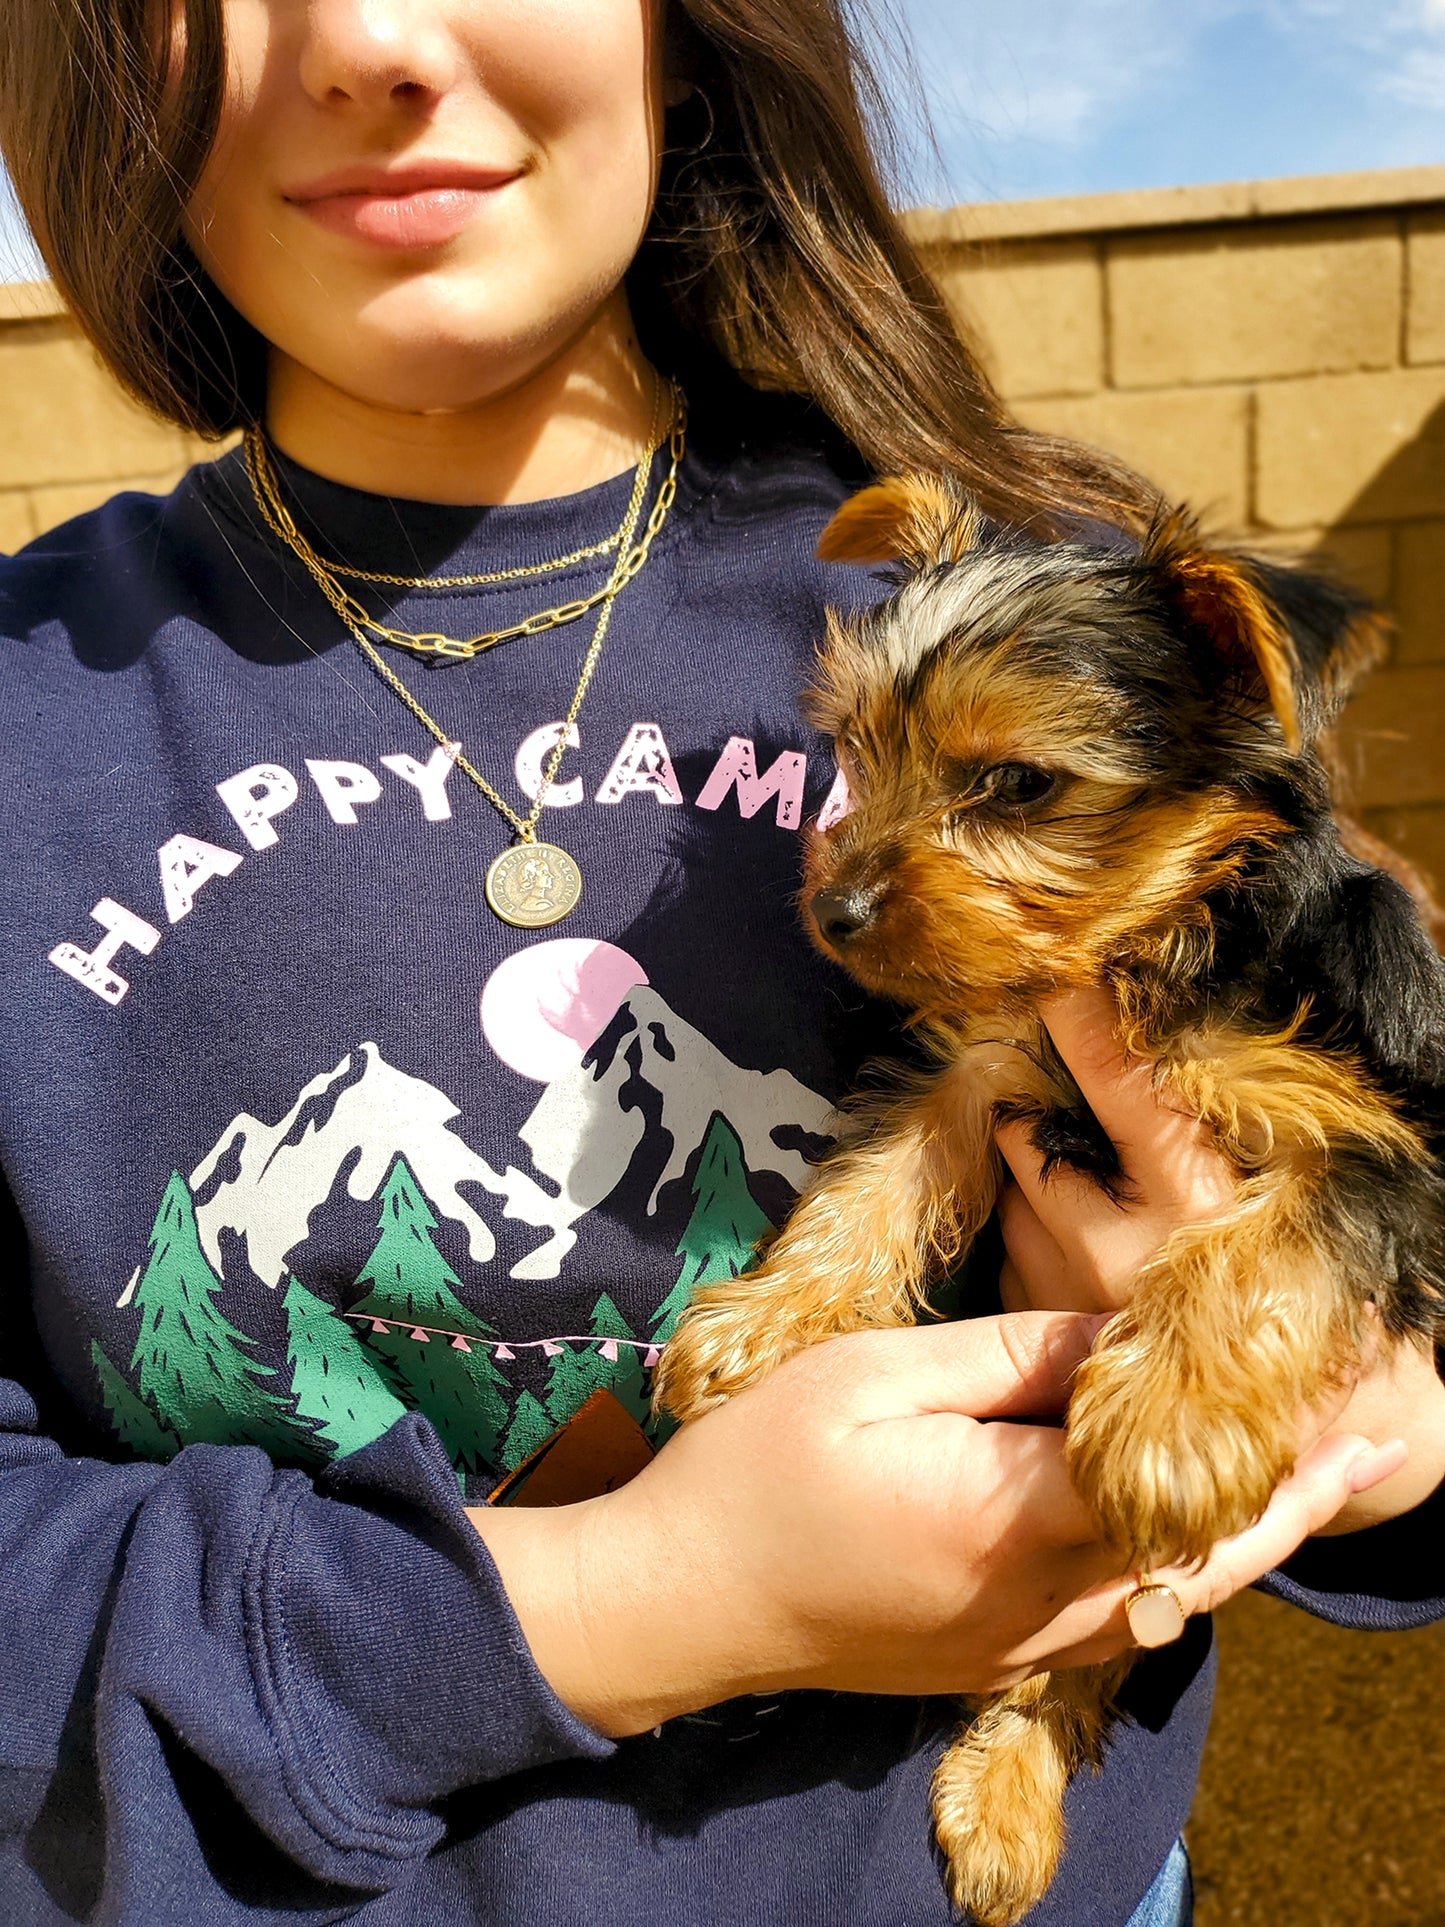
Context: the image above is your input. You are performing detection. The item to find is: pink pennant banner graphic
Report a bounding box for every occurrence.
[347,1311,668,1365]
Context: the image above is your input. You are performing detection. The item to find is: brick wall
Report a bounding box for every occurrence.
[905,164,1445,890]
[2,163,1443,881]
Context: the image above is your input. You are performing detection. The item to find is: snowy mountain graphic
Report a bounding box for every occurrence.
[515,985,834,1278]
[98,974,831,1482]
[179,987,834,1290]
[188,1044,566,1288]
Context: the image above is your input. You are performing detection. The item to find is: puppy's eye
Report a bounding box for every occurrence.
[976,762,1058,808]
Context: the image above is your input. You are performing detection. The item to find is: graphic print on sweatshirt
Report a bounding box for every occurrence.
[89,936,834,1485]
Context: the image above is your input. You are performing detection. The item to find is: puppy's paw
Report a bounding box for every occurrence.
[652,1281,801,1421]
[1066,1331,1291,1567]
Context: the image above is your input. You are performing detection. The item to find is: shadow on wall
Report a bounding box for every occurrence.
[1318,400,1445,891]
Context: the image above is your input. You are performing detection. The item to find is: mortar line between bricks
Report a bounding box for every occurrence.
[1400,213,1411,368]
[1107,361,1424,396]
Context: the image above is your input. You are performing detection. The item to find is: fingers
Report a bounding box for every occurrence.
[995,1117,1126,1252]
[995,1118,1107,1217]
[1036,989,1232,1209]
[1003,1431,1409,1676]
[830,1311,1109,1426]
[1179,1431,1407,1610]
[996,1179,1078,1314]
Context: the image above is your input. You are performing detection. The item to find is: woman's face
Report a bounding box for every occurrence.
[184,0,667,415]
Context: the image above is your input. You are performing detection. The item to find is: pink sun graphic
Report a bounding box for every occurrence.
[480,938,650,1082]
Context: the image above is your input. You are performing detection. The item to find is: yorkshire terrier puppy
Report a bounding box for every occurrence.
[655,477,1445,1925]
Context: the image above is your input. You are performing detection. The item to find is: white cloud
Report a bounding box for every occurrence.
[1258,0,1445,108]
[896,0,1244,156]
[886,0,1445,201]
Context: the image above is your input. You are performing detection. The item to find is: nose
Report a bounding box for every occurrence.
[299,0,459,108]
[810,884,880,945]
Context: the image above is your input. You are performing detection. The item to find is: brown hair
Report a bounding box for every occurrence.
[0,0,1149,534]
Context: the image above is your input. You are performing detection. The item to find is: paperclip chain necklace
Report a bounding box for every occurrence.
[245,380,685,927]
[244,381,682,661]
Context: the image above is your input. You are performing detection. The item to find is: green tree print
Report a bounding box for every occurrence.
[91,1341,179,1461]
[129,1173,297,1455]
[283,1277,408,1460]
[350,1156,510,1477]
[653,1114,773,1342]
[500,1389,555,1471]
[543,1293,648,1429]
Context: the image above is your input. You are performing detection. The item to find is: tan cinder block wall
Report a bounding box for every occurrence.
[0,283,217,552]
[907,165,1445,889]
[2,165,1443,881]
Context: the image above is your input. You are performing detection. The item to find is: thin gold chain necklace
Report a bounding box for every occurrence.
[244,389,681,660]
[246,381,684,927]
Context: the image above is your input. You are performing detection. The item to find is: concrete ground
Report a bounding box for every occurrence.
[1189,1588,1445,1925]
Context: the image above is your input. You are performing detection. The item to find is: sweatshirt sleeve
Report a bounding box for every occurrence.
[0,1371,613,1898]
[1255,1470,1445,1630]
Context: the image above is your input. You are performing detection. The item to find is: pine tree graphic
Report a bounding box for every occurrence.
[129,1173,298,1455]
[543,1293,649,1429]
[653,1114,774,1343]
[283,1277,409,1460]
[500,1389,554,1471]
[350,1155,511,1477]
[91,1341,179,1461]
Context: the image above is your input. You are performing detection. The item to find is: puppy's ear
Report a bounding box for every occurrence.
[817,474,986,567]
[1143,511,1386,752]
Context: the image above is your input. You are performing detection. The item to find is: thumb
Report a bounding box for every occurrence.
[836,1311,1111,1426]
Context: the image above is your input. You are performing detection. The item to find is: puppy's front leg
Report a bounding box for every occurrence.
[1066,1177,1361,1568]
[655,1058,998,1423]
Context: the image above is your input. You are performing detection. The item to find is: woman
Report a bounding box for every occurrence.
[0,2,1440,1923]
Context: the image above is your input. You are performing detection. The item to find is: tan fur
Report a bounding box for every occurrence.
[933,1662,1130,1927]
[656,487,1426,1925]
[659,1003,1416,1922]
[815,473,987,568]
[1145,510,1305,751]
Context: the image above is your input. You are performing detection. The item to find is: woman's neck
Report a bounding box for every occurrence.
[264,294,661,507]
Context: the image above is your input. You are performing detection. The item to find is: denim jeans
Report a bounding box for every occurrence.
[1124,1839,1193,1927]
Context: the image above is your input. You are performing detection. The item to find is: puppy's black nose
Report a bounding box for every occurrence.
[811,884,879,944]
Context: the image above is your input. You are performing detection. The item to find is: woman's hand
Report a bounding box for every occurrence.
[995,987,1445,1533]
[471,1311,1399,1737]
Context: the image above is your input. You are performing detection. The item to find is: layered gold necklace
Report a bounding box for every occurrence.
[243,379,685,928]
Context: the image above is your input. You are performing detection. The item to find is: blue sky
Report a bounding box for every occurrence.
[885,0,1445,204]
[3,0,1444,278]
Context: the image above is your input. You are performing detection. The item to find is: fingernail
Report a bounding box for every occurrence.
[1081,1313,1114,1340]
[1347,1438,1408,1492]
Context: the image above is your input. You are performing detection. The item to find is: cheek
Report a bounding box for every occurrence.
[476,0,660,238]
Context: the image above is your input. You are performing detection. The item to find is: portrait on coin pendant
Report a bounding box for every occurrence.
[486,844,583,928]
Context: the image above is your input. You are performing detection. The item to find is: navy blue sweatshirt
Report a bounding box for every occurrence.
[0,392,1441,1926]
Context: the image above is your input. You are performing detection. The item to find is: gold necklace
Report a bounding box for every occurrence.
[244,389,682,660]
[248,382,684,928]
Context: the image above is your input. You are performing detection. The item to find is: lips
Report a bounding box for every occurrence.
[285,163,523,249]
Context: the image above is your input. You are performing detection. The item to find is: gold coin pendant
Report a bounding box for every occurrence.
[485,842,583,928]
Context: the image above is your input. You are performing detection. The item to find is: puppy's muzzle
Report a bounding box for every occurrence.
[810,883,883,946]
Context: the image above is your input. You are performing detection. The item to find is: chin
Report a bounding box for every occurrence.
[269,257,622,420]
